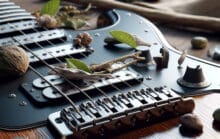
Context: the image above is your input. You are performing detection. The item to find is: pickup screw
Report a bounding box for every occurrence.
[126,13,132,16]
[94,33,100,37]
[30,89,35,92]
[19,101,27,106]
[146,76,152,80]
[8,93,16,98]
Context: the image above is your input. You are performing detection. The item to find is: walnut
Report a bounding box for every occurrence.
[0,45,29,77]
[37,14,57,28]
[73,32,93,48]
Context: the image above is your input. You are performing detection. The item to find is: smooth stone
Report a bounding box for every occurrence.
[179,113,203,131]
[213,108,220,122]
[209,45,220,60]
[207,45,220,60]
[191,36,208,49]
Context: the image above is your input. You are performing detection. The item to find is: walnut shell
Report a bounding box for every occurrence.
[0,45,29,77]
[38,14,57,28]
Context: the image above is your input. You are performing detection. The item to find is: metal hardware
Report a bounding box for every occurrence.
[33,75,65,88]
[0,16,35,24]
[0,20,38,35]
[0,5,20,11]
[48,86,193,138]
[0,29,65,46]
[0,12,31,19]
[28,43,91,63]
[42,69,142,99]
[0,9,26,15]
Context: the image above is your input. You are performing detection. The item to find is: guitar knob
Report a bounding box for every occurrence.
[177,65,211,88]
[135,46,156,68]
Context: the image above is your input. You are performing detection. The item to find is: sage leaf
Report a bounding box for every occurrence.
[41,0,60,16]
[109,30,137,48]
[66,58,91,73]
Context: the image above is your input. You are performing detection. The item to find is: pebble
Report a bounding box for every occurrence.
[179,113,203,131]
[191,36,208,49]
[208,45,220,60]
[213,108,220,122]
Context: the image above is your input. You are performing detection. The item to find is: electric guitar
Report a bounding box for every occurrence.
[0,0,220,138]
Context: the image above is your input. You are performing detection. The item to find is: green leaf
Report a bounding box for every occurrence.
[109,30,137,48]
[66,59,77,69]
[41,0,60,16]
[65,58,91,73]
[64,19,86,30]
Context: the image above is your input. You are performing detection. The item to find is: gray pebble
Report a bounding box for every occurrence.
[180,113,203,131]
[208,45,220,60]
[191,36,208,49]
[213,108,220,122]
[213,52,220,60]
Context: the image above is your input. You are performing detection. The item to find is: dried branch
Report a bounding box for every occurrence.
[70,0,220,32]
[90,52,145,73]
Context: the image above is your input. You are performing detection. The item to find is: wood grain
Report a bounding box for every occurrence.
[1,0,220,139]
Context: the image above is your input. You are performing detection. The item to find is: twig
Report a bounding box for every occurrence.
[71,0,220,32]
[132,1,173,12]
[90,52,145,73]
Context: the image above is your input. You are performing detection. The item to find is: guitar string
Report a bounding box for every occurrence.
[23,19,137,102]
[8,22,98,111]
[21,21,121,105]
[9,2,153,102]
[9,18,155,110]
[31,24,117,101]
[9,21,128,109]
[32,21,155,101]
[35,26,141,101]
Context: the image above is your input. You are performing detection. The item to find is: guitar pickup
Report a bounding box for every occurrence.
[41,69,143,100]
[0,29,65,46]
[27,43,92,63]
[22,68,143,103]
[0,20,39,38]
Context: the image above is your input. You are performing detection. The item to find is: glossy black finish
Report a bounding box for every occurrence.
[0,9,220,131]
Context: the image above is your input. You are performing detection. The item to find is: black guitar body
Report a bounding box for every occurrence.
[0,1,220,132]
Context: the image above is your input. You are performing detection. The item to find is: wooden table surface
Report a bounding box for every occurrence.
[1,0,220,139]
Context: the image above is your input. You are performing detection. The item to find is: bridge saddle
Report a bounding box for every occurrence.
[48,86,194,138]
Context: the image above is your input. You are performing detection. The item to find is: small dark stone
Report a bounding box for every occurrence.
[213,108,220,122]
[180,113,203,132]
[191,36,208,49]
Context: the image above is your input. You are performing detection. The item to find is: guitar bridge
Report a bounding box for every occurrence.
[48,86,194,138]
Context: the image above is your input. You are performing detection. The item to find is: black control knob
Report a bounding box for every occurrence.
[177,65,211,88]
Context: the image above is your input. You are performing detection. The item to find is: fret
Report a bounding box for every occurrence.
[0,12,31,19]
[0,9,26,15]
[0,0,9,2]
[0,2,14,6]
[0,5,20,10]
[0,16,35,24]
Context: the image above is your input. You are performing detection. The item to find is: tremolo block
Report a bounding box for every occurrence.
[48,87,194,138]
